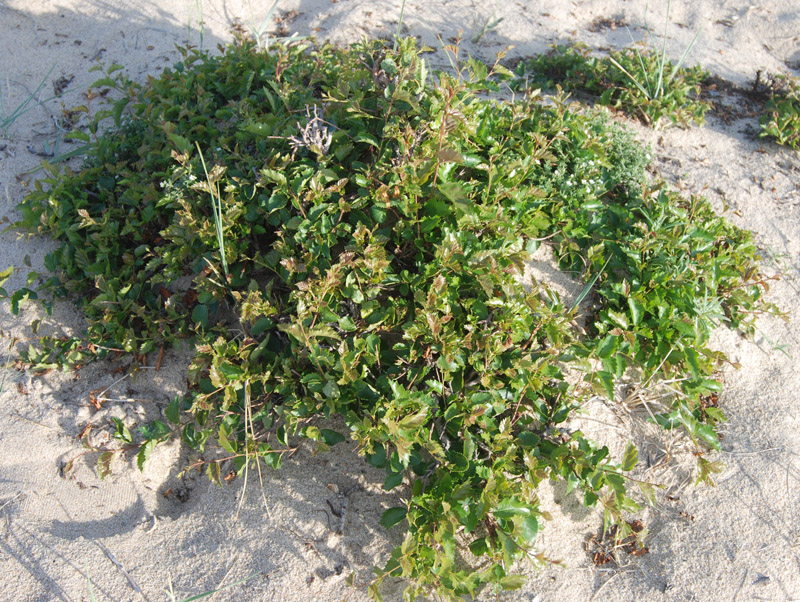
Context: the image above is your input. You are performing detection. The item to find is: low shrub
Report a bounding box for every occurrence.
[759,72,800,149]
[10,36,776,600]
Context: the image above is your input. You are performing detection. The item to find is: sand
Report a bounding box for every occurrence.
[1,1,799,600]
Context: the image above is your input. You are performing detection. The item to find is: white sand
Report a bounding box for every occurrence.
[1,1,799,600]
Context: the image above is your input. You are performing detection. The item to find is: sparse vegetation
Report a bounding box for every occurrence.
[759,72,800,149]
[513,43,710,128]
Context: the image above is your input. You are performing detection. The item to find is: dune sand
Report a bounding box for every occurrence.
[1,1,799,600]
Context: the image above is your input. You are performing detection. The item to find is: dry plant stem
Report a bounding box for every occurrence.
[58,498,145,599]
[0,491,25,513]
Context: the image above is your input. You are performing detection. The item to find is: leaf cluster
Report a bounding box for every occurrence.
[514,43,710,128]
[759,72,800,149]
[13,36,776,600]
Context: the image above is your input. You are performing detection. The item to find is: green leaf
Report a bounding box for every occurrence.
[250,317,273,336]
[621,443,638,471]
[684,347,701,378]
[379,506,407,529]
[499,574,526,590]
[607,310,629,329]
[218,362,243,381]
[596,334,617,358]
[628,297,644,325]
[320,429,346,446]
[137,439,157,471]
[192,304,209,328]
[383,471,404,491]
[367,446,387,468]
[97,452,114,479]
[218,423,237,453]
[206,461,222,487]
[594,370,615,399]
[0,267,12,289]
[637,481,658,506]
[494,499,535,520]
[469,537,489,557]
[112,418,133,444]
[519,516,539,542]
[165,396,181,424]
[137,420,170,441]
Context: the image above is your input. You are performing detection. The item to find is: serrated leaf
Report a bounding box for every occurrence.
[97,451,114,479]
[320,428,346,446]
[0,267,12,289]
[684,347,701,378]
[136,439,157,471]
[596,334,617,358]
[383,471,404,491]
[621,443,638,471]
[594,370,615,399]
[628,297,644,325]
[191,304,209,328]
[139,420,170,441]
[468,537,489,556]
[607,310,629,329]
[112,97,130,127]
[637,481,658,506]
[165,396,181,424]
[499,574,526,590]
[519,516,539,542]
[494,499,535,519]
[366,445,387,468]
[112,418,133,444]
[207,461,222,487]
[218,362,243,381]
[379,506,407,529]
[218,423,237,453]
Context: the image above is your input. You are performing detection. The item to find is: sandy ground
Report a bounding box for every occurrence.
[1,1,800,600]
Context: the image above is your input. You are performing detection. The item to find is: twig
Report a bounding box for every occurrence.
[0,491,25,512]
[94,540,146,597]
[10,411,58,431]
[155,346,165,371]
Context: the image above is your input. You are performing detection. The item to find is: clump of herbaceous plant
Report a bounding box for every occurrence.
[9,35,778,600]
[759,72,800,149]
[513,42,710,128]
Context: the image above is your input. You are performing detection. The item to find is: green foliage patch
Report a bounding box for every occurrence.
[759,72,800,149]
[514,43,710,128]
[12,37,776,600]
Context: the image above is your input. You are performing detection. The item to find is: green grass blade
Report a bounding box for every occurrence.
[655,0,672,98]
[608,55,651,98]
[195,142,229,278]
[177,573,260,601]
[394,0,407,51]
[569,256,611,314]
[666,27,702,87]
[1,65,57,135]
[249,0,281,49]
[85,563,97,602]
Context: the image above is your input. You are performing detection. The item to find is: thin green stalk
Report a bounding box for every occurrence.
[569,256,611,314]
[1,65,57,136]
[86,563,97,601]
[167,573,260,601]
[248,0,281,50]
[195,142,229,279]
[610,0,701,101]
[193,0,204,50]
[394,0,407,51]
